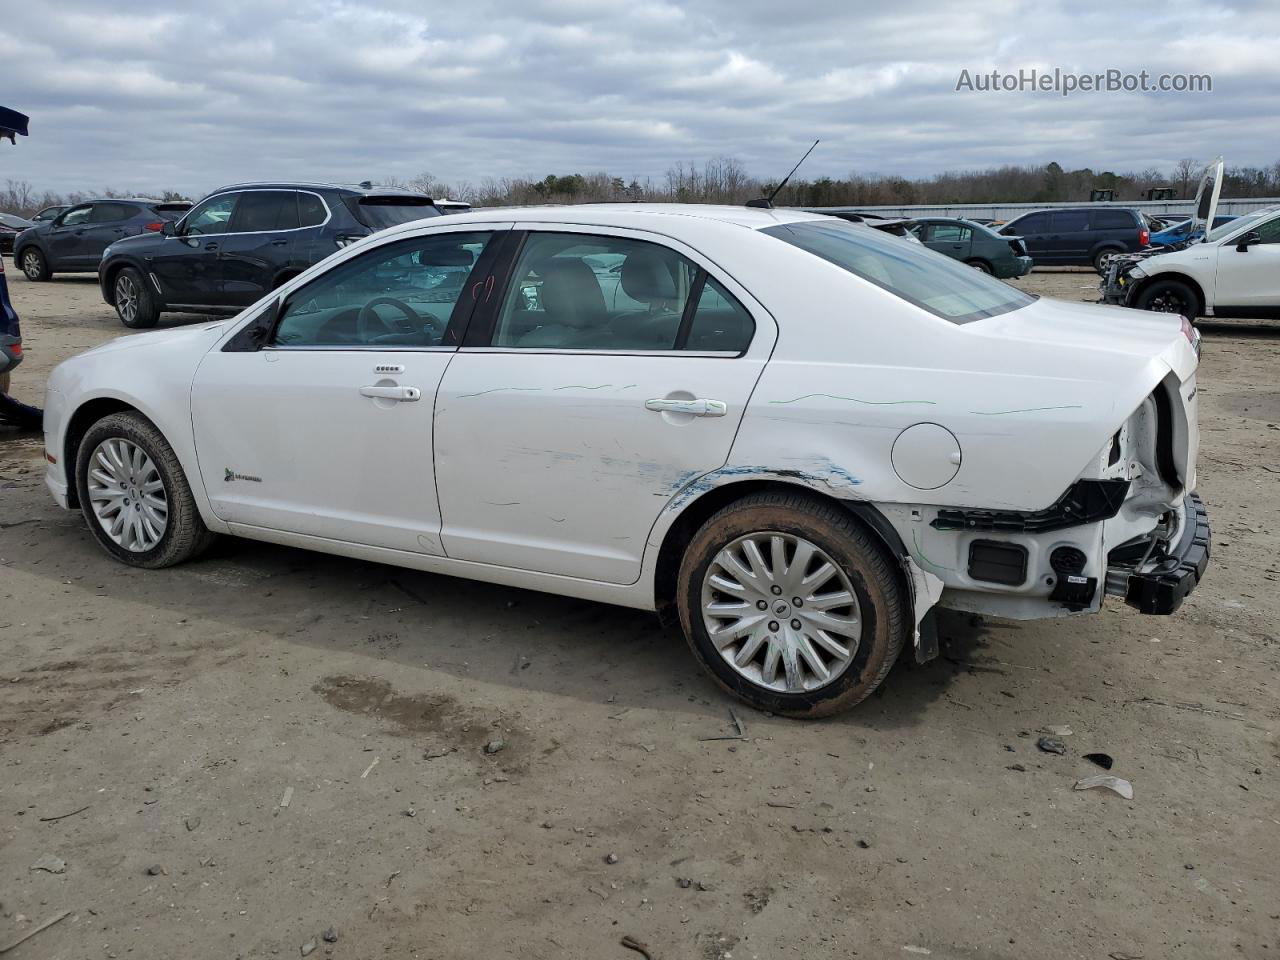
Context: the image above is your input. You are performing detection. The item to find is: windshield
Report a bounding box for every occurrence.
[1205,210,1273,243]
[348,196,441,230]
[762,220,1035,324]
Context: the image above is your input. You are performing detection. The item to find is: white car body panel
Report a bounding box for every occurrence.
[44,204,1203,633]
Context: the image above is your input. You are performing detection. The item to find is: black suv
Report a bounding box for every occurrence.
[13,199,191,281]
[98,182,442,328]
[999,206,1150,273]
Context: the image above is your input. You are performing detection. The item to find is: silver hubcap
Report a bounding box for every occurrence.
[87,438,168,552]
[701,532,862,693]
[23,251,40,278]
[116,274,138,322]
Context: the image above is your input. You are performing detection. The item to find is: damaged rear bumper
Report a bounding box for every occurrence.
[1108,493,1210,615]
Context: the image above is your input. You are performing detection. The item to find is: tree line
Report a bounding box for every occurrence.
[6,157,1279,216]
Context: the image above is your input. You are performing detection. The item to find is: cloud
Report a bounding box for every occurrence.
[0,0,1276,196]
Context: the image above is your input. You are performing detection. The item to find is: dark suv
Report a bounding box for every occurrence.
[98,182,442,328]
[999,206,1150,273]
[13,199,191,281]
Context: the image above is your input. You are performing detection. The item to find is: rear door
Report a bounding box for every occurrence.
[46,204,93,269]
[151,192,239,305]
[218,189,317,307]
[82,202,141,266]
[432,225,777,584]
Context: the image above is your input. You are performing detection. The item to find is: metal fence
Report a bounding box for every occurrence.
[801,198,1280,220]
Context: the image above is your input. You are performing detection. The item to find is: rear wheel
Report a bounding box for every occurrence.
[75,412,216,568]
[677,492,907,718]
[20,247,50,281]
[1135,279,1200,317]
[1093,248,1122,274]
[114,267,160,328]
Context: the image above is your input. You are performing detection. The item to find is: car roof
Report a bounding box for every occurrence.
[208,181,431,199]
[400,203,829,232]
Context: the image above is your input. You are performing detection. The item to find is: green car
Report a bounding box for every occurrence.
[908,217,1034,279]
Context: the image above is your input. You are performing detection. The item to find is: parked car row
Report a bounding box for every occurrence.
[10,181,451,327]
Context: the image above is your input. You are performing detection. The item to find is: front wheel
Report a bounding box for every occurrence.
[114,267,160,328]
[75,412,216,568]
[20,247,50,281]
[1134,278,1200,317]
[677,492,907,718]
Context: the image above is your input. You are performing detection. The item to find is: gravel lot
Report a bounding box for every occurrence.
[1,267,1277,960]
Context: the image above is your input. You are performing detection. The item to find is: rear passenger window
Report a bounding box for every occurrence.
[1092,210,1134,229]
[298,193,327,228]
[230,191,300,232]
[490,232,752,353]
[1050,211,1090,231]
[88,202,134,223]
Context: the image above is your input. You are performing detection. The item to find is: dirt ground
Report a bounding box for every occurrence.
[1,266,1277,960]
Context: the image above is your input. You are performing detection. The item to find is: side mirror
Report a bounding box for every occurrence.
[1236,230,1261,252]
[162,220,177,237]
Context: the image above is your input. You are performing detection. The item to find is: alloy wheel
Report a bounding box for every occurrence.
[116,273,138,324]
[700,532,862,693]
[86,438,168,552]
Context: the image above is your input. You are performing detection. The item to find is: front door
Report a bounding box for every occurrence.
[191,225,504,553]
[1213,214,1280,310]
[151,193,239,305]
[46,204,93,269]
[433,226,776,585]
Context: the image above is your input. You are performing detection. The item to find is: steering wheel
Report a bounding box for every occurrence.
[357,297,426,341]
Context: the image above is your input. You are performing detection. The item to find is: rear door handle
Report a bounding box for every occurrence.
[646,398,726,417]
[360,385,421,402]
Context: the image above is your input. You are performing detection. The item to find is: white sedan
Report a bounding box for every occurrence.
[42,205,1210,717]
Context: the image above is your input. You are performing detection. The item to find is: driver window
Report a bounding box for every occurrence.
[272,231,493,348]
[1253,216,1280,244]
[59,206,92,227]
[183,195,238,236]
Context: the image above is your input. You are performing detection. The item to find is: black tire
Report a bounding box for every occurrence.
[1092,248,1122,275]
[1134,278,1200,317]
[677,492,907,718]
[19,247,50,281]
[965,259,993,274]
[75,411,217,568]
[113,267,161,329]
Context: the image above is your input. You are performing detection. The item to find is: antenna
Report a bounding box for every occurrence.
[746,139,819,209]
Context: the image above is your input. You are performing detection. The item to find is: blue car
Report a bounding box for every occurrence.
[0,255,42,429]
[1149,215,1237,249]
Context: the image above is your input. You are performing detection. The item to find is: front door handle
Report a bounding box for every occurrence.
[360,385,421,402]
[645,398,726,417]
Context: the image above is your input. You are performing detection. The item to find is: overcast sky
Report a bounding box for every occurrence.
[1,0,1276,197]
